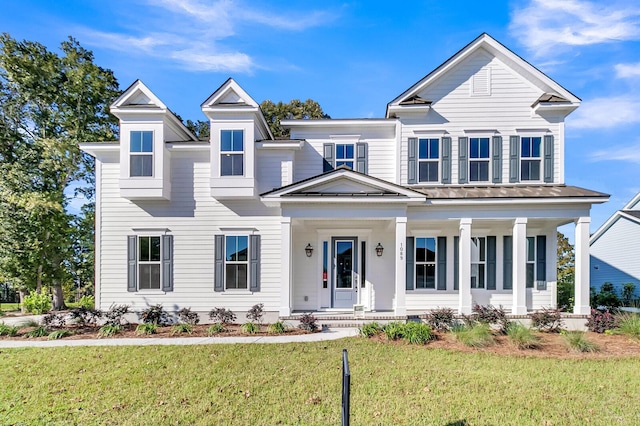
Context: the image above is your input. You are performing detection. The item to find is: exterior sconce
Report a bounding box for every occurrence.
[305,243,314,257]
[375,243,384,257]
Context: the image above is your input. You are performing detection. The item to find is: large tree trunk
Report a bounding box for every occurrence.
[36,264,43,294]
[19,289,26,314]
[51,284,66,311]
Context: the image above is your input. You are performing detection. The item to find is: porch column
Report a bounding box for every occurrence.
[394,217,407,316]
[458,218,472,314]
[574,217,591,315]
[512,218,528,315]
[280,217,292,316]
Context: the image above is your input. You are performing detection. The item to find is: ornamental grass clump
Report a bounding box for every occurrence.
[206,323,225,335]
[98,324,122,337]
[382,322,405,341]
[24,326,49,338]
[241,322,259,334]
[506,322,541,349]
[452,323,494,348]
[616,313,640,340]
[402,321,434,345]
[171,323,193,335]
[135,323,157,335]
[359,322,382,338]
[0,323,19,337]
[267,321,287,334]
[48,330,72,340]
[562,330,599,353]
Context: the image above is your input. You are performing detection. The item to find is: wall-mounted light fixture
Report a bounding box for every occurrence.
[375,243,384,257]
[305,243,314,258]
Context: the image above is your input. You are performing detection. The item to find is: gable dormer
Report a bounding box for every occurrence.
[111,80,197,200]
[201,78,273,199]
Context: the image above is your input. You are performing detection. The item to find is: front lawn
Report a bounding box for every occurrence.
[1,339,639,425]
[0,302,19,313]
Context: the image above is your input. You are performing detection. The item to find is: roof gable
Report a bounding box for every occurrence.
[201,78,259,109]
[111,79,167,110]
[591,192,640,245]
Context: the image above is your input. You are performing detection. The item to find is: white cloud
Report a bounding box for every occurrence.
[510,0,640,57]
[568,95,640,129]
[615,62,640,79]
[590,143,640,163]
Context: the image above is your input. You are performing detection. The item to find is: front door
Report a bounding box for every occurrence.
[332,237,358,308]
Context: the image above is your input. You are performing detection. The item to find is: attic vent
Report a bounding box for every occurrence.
[471,67,491,96]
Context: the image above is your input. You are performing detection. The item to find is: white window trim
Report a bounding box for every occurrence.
[220,129,245,177]
[137,235,162,291]
[520,136,543,182]
[469,136,491,183]
[335,143,355,168]
[129,130,154,178]
[224,235,250,291]
[417,138,440,183]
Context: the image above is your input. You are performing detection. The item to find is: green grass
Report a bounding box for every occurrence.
[1,339,638,425]
[0,302,19,313]
[617,313,640,340]
[562,331,599,353]
[506,323,541,349]
[452,323,494,347]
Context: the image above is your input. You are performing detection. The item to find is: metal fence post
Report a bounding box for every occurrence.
[342,349,350,426]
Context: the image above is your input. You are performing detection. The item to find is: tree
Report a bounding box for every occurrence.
[557,231,575,311]
[185,119,210,140]
[0,34,119,310]
[260,99,330,137]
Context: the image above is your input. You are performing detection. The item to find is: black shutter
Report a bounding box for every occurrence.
[127,236,137,292]
[509,136,520,183]
[356,142,368,174]
[453,236,459,291]
[458,137,468,184]
[486,236,496,290]
[161,235,173,292]
[437,236,447,290]
[492,136,502,183]
[503,236,513,290]
[536,235,546,281]
[323,143,334,172]
[408,138,417,184]
[214,235,224,292]
[406,237,415,290]
[249,235,261,292]
[543,135,554,183]
[441,137,451,184]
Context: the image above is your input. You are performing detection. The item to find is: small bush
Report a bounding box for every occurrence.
[135,323,157,335]
[176,307,200,325]
[206,323,225,335]
[382,321,405,340]
[48,330,71,340]
[246,303,264,324]
[171,323,193,335]
[424,308,455,332]
[402,322,433,345]
[22,291,51,314]
[359,322,383,338]
[267,321,287,334]
[0,323,19,337]
[593,282,621,309]
[452,323,494,347]
[617,313,640,340]
[208,308,236,325]
[506,323,540,349]
[42,312,67,328]
[622,283,636,306]
[586,309,618,333]
[140,304,171,325]
[298,313,318,332]
[530,307,564,332]
[563,331,599,353]
[241,322,259,334]
[69,307,102,327]
[98,324,122,337]
[77,295,95,308]
[24,326,49,338]
[473,304,509,334]
[103,305,130,326]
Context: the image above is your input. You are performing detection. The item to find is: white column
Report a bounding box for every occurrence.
[394,217,407,316]
[280,218,292,316]
[459,218,472,314]
[512,218,528,315]
[574,217,591,315]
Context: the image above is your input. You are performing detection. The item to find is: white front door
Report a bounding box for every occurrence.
[332,237,358,308]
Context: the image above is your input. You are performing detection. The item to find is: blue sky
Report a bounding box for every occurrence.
[2,0,640,234]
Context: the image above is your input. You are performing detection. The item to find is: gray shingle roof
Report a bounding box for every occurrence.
[411,185,608,200]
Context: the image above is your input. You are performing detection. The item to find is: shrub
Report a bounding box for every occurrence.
[622,283,636,306]
[135,323,157,335]
[402,322,433,345]
[617,313,640,340]
[42,312,67,328]
[77,295,95,308]
[103,305,130,326]
[171,323,193,335]
[473,304,509,334]
[48,330,71,340]
[452,323,494,347]
[506,323,540,349]
[562,331,599,353]
[424,308,455,332]
[382,321,405,340]
[98,324,122,337]
[557,280,574,311]
[208,307,236,325]
[246,303,264,324]
[586,309,618,333]
[0,323,19,337]
[24,326,49,338]
[206,323,225,335]
[22,291,51,314]
[530,307,564,332]
[241,322,259,334]
[593,282,621,308]
[359,322,382,338]
[298,313,318,332]
[176,307,200,325]
[140,304,171,325]
[267,321,287,334]
[69,306,102,327]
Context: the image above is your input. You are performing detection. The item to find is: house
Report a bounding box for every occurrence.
[589,193,640,298]
[80,33,608,319]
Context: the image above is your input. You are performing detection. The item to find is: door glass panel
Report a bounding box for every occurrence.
[336,241,353,289]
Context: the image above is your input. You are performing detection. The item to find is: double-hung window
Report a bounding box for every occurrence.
[418,138,439,182]
[335,144,354,168]
[415,237,436,289]
[521,137,541,181]
[138,236,161,290]
[469,137,490,182]
[526,237,536,288]
[225,236,248,289]
[471,237,486,288]
[130,131,153,177]
[221,130,244,176]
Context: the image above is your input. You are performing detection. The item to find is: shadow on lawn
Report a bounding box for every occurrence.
[446,421,470,426]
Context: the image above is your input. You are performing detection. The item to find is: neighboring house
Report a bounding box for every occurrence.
[590,193,640,297]
[80,33,608,318]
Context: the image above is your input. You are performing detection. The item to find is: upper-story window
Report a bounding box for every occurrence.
[521,137,541,181]
[418,138,439,182]
[335,144,354,168]
[469,137,490,182]
[221,130,244,176]
[130,131,153,177]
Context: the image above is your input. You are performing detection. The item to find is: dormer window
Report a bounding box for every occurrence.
[418,138,439,182]
[521,137,541,181]
[469,137,490,182]
[221,130,244,176]
[130,131,153,177]
[335,144,354,169]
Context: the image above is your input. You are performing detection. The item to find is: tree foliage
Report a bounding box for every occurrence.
[0,33,119,309]
[260,99,330,138]
[557,231,575,310]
